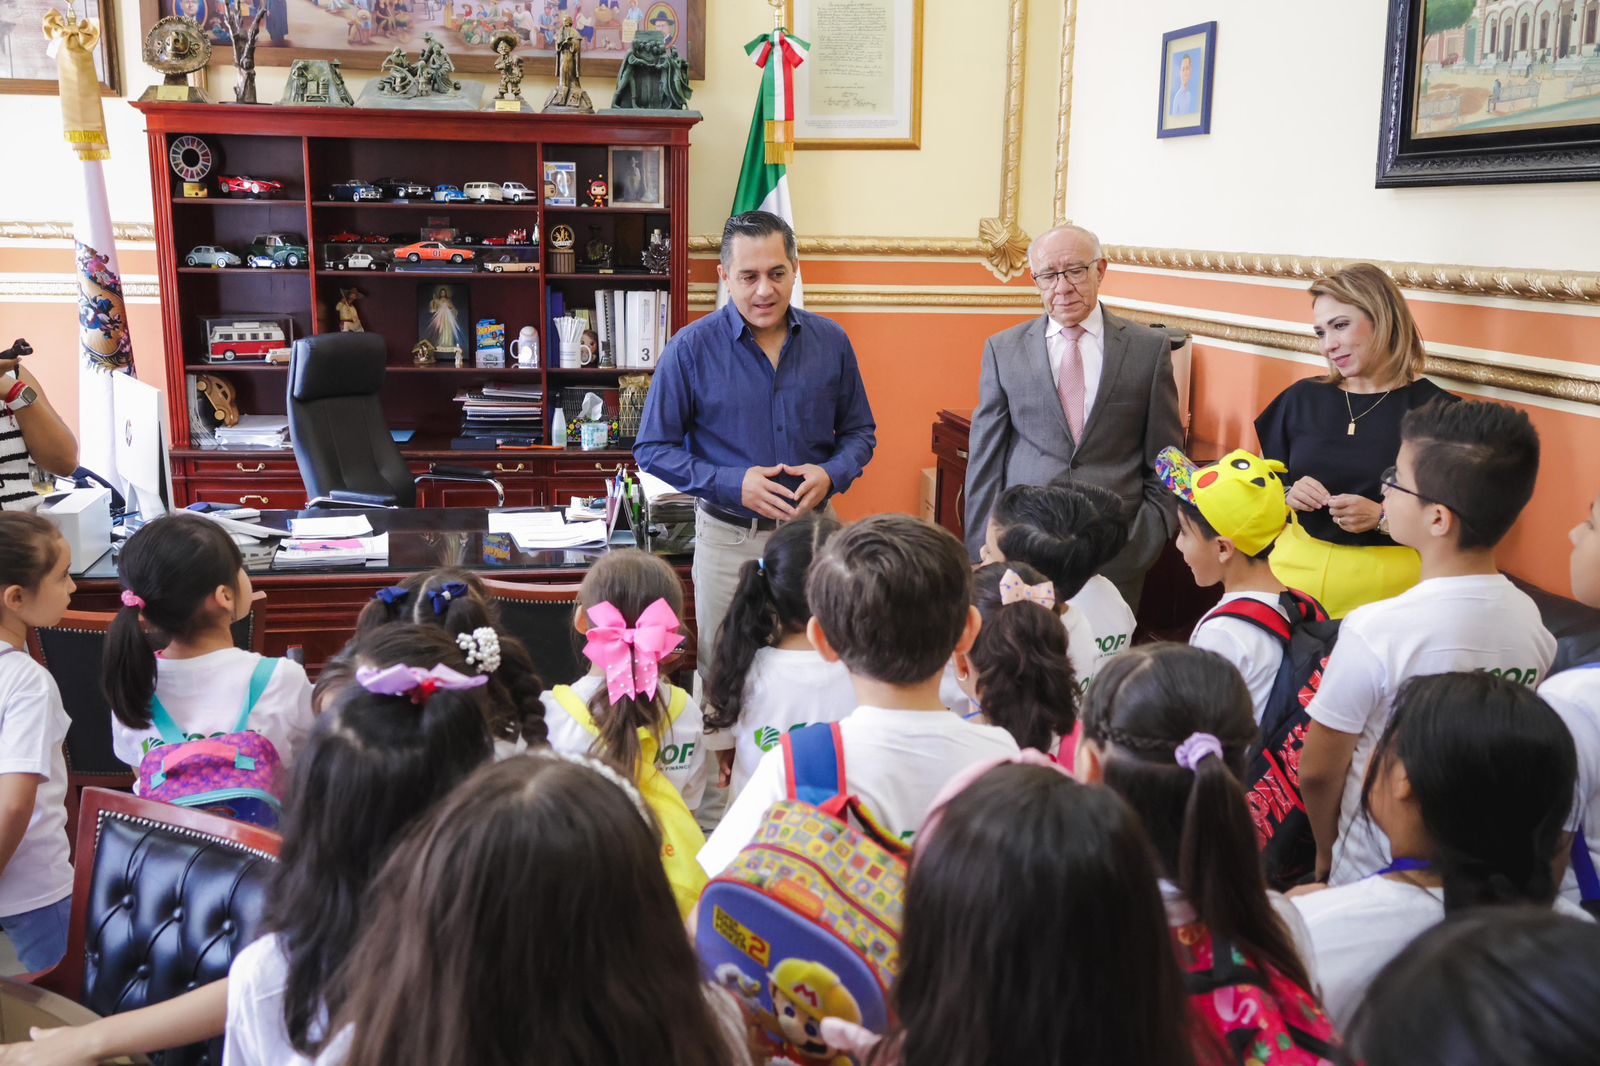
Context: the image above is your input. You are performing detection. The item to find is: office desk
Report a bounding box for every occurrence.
[70,509,693,671]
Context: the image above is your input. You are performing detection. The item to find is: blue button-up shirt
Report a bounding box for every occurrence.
[635,300,877,517]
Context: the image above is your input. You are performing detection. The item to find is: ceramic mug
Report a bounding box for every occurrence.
[510,326,538,368]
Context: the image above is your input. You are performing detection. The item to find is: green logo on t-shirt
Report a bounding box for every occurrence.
[1484,665,1540,687]
[754,726,781,752]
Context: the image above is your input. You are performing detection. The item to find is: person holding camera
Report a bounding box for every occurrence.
[0,342,79,509]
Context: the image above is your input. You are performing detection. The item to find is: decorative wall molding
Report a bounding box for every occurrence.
[0,276,159,299]
[0,221,155,243]
[1053,0,1079,224]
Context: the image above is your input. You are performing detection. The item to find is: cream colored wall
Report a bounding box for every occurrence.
[1066,0,1600,268]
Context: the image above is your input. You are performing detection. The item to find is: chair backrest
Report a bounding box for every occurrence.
[288,332,415,506]
[42,788,281,1066]
[480,579,588,687]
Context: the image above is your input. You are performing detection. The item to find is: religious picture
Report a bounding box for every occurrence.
[608,145,664,208]
[544,160,577,206]
[417,283,471,360]
[1156,21,1216,138]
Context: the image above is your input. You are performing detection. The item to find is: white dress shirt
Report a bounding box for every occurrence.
[1046,304,1106,424]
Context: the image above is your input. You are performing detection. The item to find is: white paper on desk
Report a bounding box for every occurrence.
[288,515,374,538]
[637,469,694,505]
[504,520,609,550]
[488,511,567,534]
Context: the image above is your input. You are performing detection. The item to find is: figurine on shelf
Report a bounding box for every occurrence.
[419,32,461,95]
[139,16,211,102]
[282,58,354,106]
[363,33,481,108]
[377,46,418,96]
[219,0,267,104]
[611,28,692,111]
[336,288,365,332]
[583,226,613,272]
[587,176,608,208]
[542,16,594,113]
[642,228,669,274]
[491,30,524,101]
[411,340,437,366]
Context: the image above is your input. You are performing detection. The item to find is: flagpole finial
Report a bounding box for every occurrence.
[768,0,783,30]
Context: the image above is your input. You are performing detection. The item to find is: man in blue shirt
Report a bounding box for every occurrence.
[636,210,876,689]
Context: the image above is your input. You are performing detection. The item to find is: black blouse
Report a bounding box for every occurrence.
[1254,377,1456,547]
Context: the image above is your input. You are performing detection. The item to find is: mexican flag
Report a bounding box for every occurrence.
[721,27,809,309]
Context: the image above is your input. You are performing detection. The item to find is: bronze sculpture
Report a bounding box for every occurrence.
[542,16,594,113]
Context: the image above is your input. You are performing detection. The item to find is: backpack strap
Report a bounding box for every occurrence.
[149,694,187,746]
[1203,598,1292,644]
[233,657,279,734]
[1280,589,1330,624]
[1571,831,1600,903]
[551,684,598,734]
[783,722,847,811]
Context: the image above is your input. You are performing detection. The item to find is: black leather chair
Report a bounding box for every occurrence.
[31,788,281,1066]
[481,579,588,687]
[287,332,503,508]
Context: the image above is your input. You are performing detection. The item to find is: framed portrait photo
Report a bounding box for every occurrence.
[785,0,923,149]
[1377,0,1600,186]
[2,0,121,95]
[1157,21,1216,139]
[608,145,663,208]
[543,161,577,207]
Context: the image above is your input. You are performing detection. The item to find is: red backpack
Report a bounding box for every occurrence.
[1174,921,1339,1066]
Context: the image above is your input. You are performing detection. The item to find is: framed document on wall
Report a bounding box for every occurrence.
[786,0,922,149]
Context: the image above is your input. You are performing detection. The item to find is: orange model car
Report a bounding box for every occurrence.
[393,240,475,265]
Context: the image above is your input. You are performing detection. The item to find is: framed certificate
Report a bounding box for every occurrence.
[786,0,922,149]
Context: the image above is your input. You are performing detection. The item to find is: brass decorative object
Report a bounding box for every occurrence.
[542,17,594,114]
[218,0,267,104]
[490,30,529,111]
[140,16,211,103]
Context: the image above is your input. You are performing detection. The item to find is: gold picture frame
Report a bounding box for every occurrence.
[785,0,922,150]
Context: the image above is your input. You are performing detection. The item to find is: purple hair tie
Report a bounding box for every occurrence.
[374,585,410,607]
[1174,732,1224,772]
[355,663,488,705]
[429,581,470,616]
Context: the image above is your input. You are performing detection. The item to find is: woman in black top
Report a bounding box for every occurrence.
[1254,263,1455,614]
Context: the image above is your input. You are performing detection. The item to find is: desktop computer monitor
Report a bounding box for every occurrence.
[112,373,173,520]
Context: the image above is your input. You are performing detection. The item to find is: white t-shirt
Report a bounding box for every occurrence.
[698,705,1020,877]
[1306,575,1556,885]
[715,647,858,800]
[1159,880,1319,996]
[1190,592,1288,725]
[111,649,315,779]
[226,932,316,1066]
[1061,605,1098,690]
[541,674,708,811]
[0,639,73,916]
[1067,575,1137,679]
[1540,665,1600,905]
[1292,875,1592,1027]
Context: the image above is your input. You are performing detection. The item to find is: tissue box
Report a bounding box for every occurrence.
[38,487,112,573]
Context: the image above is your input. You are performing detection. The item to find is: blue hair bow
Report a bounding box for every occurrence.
[375,585,410,607]
[429,581,470,616]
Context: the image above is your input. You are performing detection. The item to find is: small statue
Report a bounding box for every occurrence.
[139,16,211,102]
[377,46,418,97]
[330,60,354,104]
[336,288,364,332]
[542,16,594,113]
[281,58,354,106]
[612,28,691,110]
[642,228,669,274]
[411,339,437,366]
[285,60,308,102]
[219,0,267,104]
[418,32,460,95]
[587,176,608,208]
[583,226,614,271]
[491,30,523,101]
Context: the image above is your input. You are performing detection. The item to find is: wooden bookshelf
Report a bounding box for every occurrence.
[133,101,698,509]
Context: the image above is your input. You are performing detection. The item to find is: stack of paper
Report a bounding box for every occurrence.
[287,515,372,538]
[214,415,290,450]
[273,534,389,568]
[638,469,694,505]
[488,512,608,550]
[454,382,544,446]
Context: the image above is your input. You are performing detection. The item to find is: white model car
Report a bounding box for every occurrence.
[463,181,505,203]
[500,181,536,203]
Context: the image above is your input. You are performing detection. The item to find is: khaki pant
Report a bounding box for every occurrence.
[692,505,776,686]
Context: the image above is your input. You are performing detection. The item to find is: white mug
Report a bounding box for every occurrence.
[510,326,538,368]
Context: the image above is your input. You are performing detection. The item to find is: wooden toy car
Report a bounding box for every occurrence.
[217,175,284,198]
[500,182,536,203]
[330,251,386,271]
[395,240,475,264]
[185,245,241,267]
[207,320,289,361]
[246,233,308,268]
[432,184,468,203]
[375,177,431,200]
[330,179,382,202]
[463,182,504,203]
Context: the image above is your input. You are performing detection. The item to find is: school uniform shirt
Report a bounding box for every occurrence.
[1067,574,1137,678]
[718,647,858,800]
[1540,666,1600,905]
[1189,592,1288,725]
[541,674,709,812]
[941,608,1095,719]
[110,650,315,780]
[698,706,1021,877]
[0,638,73,917]
[1292,876,1592,1028]
[1306,575,1556,886]
[1159,880,1319,998]
[225,932,316,1066]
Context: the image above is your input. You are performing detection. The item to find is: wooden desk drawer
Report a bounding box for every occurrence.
[190,483,308,510]
[550,456,629,475]
[187,456,301,477]
[931,422,970,466]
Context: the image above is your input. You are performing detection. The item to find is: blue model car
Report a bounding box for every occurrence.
[433,184,468,203]
[330,179,382,202]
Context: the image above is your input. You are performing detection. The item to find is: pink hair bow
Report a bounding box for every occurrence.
[355,663,489,704]
[998,568,1056,610]
[583,598,685,705]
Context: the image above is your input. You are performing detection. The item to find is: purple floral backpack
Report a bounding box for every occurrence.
[136,657,286,828]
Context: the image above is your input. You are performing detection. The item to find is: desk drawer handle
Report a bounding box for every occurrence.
[236,462,267,473]
[495,463,526,473]
[955,449,968,460]
[239,495,269,505]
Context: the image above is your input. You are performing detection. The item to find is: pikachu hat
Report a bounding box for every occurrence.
[1156,446,1292,557]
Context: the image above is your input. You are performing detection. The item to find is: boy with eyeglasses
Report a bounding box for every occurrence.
[1298,398,1555,887]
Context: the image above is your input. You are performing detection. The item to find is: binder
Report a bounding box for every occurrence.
[626,290,653,368]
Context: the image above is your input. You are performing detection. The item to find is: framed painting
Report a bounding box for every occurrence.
[1156,21,1216,138]
[1,0,121,95]
[785,0,922,149]
[1378,0,1600,186]
[608,144,661,207]
[138,0,704,77]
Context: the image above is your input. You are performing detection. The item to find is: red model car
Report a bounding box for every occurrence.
[329,232,392,244]
[217,175,285,198]
[484,228,532,246]
[394,240,475,264]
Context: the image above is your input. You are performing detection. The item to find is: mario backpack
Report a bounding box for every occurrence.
[697,722,909,1066]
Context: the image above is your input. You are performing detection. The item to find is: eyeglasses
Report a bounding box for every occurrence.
[1032,261,1102,290]
[1381,466,1475,531]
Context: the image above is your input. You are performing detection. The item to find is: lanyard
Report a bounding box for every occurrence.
[1374,858,1431,877]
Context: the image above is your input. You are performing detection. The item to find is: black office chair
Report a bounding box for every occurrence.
[287,332,503,508]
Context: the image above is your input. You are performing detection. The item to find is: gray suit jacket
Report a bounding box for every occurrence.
[963,309,1182,588]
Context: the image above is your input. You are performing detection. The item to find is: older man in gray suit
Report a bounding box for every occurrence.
[964,224,1181,607]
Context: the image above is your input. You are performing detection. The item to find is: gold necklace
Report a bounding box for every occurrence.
[1344,388,1392,436]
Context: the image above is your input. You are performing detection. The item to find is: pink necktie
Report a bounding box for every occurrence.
[1056,324,1086,441]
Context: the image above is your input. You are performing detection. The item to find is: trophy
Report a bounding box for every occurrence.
[140,17,211,103]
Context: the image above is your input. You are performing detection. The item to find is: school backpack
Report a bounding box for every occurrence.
[549,683,708,919]
[136,656,286,828]
[697,723,909,1066]
[1204,590,1339,891]
[1175,920,1340,1065]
